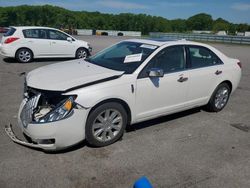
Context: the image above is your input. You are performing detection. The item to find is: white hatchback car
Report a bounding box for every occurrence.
[0,26,92,63]
[5,39,241,151]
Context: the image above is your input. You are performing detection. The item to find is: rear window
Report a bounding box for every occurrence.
[4,27,16,37]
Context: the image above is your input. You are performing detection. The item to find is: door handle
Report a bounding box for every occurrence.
[178,77,188,83]
[51,41,56,44]
[215,70,222,75]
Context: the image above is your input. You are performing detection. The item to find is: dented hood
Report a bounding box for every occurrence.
[26,59,124,91]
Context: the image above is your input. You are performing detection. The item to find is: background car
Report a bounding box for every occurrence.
[5,39,242,150]
[0,26,92,63]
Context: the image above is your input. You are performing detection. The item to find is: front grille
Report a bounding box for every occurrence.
[20,94,41,128]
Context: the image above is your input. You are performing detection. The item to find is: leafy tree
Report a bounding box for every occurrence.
[212,18,229,32]
[0,5,249,35]
[236,24,249,32]
[228,24,237,35]
[187,13,213,30]
[171,19,187,32]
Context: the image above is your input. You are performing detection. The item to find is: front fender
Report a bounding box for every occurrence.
[65,80,137,122]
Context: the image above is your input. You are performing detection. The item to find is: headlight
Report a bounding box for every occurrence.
[37,96,75,123]
[87,43,92,52]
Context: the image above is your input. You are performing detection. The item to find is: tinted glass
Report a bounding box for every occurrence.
[23,29,40,38]
[48,30,68,40]
[87,42,157,74]
[188,46,223,68]
[39,29,47,39]
[147,46,185,74]
[4,27,16,36]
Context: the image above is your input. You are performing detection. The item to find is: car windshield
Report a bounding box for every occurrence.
[87,41,158,74]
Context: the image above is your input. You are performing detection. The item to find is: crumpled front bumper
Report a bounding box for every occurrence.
[5,123,46,149]
[5,98,89,151]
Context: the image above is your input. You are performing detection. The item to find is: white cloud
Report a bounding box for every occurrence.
[96,0,149,10]
[231,3,250,11]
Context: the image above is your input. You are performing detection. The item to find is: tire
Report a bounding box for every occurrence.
[75,48,88,59]
[16,48,33,63]
[86,102,127,147]
[205,83,231,112]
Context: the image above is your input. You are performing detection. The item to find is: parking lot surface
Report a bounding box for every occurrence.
[0,35,249,188]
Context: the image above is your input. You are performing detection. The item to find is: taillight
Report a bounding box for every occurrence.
[4,37,19,44]
[237,62,242,69]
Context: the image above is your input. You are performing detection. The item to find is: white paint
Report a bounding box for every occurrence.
[14,38,242,150]
[0,26,91,59]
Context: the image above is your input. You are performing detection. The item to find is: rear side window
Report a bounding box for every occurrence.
[188,46,223,68]
[23,29,47,39]
[23,29,39,38]
[4,27,16,37]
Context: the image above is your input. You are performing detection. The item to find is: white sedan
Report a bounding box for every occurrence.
[5,39,241,151]
[0,26,92,63]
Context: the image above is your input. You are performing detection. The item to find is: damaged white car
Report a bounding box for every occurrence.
[5,39,242,151]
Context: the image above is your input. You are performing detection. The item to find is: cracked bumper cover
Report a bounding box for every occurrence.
[5,123,45,149]
[5,105,89,151]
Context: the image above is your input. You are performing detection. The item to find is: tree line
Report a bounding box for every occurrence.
[0,5,249,35]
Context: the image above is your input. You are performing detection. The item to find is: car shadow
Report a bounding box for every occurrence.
[3,57,74,64]
[126,107,202,132]
[44,140,87,154]
[47,107,202,154]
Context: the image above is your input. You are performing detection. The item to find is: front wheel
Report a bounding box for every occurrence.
[205,83,231,112]
[85,102,127,147]
[75,48,88,59]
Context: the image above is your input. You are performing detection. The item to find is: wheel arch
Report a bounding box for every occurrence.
[76,47,90,56]
[219,80,233,92]
[15,47,34,58]
[87,98,132,126]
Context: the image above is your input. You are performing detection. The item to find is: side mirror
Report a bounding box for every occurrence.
[67,37,72,42]
[148,68,164,78]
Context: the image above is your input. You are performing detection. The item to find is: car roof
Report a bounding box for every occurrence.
[125,38,207,47]
[10,26,60,30]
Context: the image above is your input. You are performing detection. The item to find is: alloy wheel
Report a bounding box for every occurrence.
[77,49,87,59]
[214,87,229,109]
[92,109,123,142]
[18,50,31,63]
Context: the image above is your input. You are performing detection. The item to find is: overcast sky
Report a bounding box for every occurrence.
[0,0,250,24]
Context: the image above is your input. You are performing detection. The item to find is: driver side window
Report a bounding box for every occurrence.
[47,30,68,40]
[140,45,185,78]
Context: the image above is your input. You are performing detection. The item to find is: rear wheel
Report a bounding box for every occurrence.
[86,102,127,147]
[76,48,88,59]
[205,83,231,112]
[16,48,33,63]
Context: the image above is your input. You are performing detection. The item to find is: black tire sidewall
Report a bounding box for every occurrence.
[207,83,231,112]
[85,102,127,147]
[16,48,33,63]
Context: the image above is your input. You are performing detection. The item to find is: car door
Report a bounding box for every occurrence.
[47,29,76,57]
[22,29,51,57]
[185,45,224,107]
[135,45,189,121]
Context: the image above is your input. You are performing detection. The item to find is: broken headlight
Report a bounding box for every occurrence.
[34,96,75,123]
